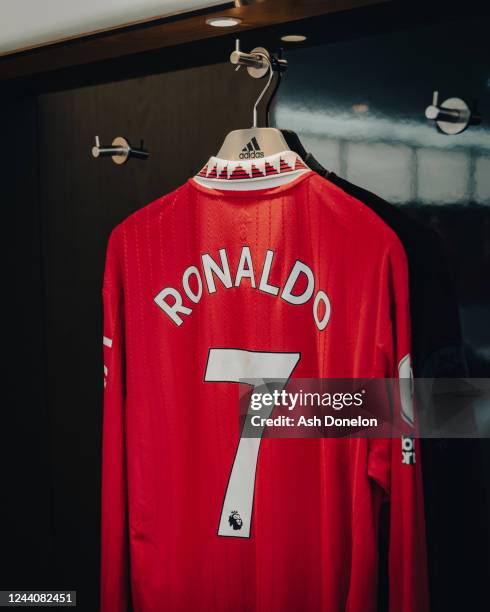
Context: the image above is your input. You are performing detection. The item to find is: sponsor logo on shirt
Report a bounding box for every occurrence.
[402,435,416,465]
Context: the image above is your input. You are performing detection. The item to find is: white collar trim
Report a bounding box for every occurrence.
[193,150,310,190]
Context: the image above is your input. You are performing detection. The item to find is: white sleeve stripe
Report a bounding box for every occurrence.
[103,336,113,348]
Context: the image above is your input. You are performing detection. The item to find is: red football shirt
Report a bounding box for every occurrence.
[101,152,429,612]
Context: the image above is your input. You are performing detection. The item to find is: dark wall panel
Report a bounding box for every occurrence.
[1,92,53,589]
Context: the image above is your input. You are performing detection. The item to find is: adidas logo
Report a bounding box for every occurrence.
[239,137,264,159]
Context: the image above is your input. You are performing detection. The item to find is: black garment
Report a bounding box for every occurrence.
[325,173,466,378]
[306,155,487,612]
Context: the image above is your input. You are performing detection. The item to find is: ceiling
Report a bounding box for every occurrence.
[0,0,388,80]
[0,0,227,54]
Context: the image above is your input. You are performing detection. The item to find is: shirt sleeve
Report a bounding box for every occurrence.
[100,228,129,612]
[369,239,430,612]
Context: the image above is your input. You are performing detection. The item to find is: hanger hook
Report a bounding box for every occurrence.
[252,54,274,128]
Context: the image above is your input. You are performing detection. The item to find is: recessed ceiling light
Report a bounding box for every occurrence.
[352,103,369,114]
[206,17,242,27]
[280,34,307,43]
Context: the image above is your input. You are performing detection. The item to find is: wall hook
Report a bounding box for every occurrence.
[229,39,288,127]
[230,39,287,79]
[425,91,482,135]
[91,136,149,164]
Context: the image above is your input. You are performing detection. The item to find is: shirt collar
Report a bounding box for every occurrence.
[193,150,310,190]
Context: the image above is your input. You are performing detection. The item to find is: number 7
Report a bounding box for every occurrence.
[205,348,300,538]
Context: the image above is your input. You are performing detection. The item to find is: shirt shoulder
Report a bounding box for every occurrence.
[307,172,407,259]
[109,182,189,244]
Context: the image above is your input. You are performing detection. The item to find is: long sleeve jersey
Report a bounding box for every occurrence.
[101,152,429,612]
